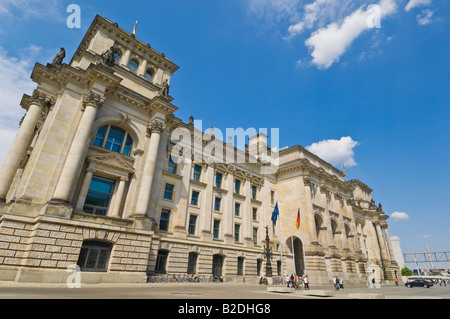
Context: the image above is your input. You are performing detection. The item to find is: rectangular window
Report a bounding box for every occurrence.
[235,202,241,216]
[234,224,240,242]
[251,185,257,200]
[191,190,200,206]
[163,183,174,200]
[215,172,223,188]
[159,209,171,231]
[235,179,241,194]
[214,197,221,211]
[252,207,258,221]
[271,190,275,205]
[253,228,258,245]
[83,176,116,216]
[193,165,202,182]
[167,157,177,174]
[188,215,197,235]
[213,220,221,239]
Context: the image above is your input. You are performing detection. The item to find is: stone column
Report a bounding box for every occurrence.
[137,60,148,77]
[0,90,52,201]
[133,119,165,217]
[75,167,96,211]
[383,225,397,264]
[109,176,128,218]
[52,91,104,203]
[120,49,131,67]
[375,222,390,262]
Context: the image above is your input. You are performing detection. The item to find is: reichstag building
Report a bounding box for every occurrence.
[0,15,399,285]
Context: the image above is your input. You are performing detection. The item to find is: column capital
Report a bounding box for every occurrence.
[146,119,166,136]
[30,89,55,108]
[119,176,129,182]
[82,91,105,110]
[86,167,97,174]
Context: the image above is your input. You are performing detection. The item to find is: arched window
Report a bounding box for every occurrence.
[93,125,133,156]
[128,59,139,72]
[144,68,154,81]
[77,240,112,272]
[113,49,122,63]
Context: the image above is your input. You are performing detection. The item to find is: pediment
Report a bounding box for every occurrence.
[88,151,135,173]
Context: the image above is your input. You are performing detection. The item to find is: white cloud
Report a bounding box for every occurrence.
[0,0,63,20]
[416,9,435,25]
[0,47,38,165]
[405,0,432,12]
[305,0,397,69]
[305,136,359,167]
[390,211,410,221]
[390,235,400,241]
[419,234,433,239]
[286,0,356,38]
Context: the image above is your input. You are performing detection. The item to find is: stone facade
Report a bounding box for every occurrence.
[0,15,399,284]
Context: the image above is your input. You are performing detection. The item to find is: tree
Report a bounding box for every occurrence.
[401,266,413,277]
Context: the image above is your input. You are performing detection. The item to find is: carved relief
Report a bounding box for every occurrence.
[147,119,166,135]
[83,91,105,109]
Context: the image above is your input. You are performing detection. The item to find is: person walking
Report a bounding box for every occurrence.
[339,277,344,291]
[304,275,310,290]
[335,276,340,291]
[286,274,290,288]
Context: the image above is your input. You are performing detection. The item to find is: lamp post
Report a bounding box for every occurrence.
[264,226,273,284]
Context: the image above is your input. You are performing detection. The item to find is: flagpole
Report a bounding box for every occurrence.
[290,215,296,275]
[277,207,284,277]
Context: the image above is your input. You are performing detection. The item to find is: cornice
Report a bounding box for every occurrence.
[70,15,179,74]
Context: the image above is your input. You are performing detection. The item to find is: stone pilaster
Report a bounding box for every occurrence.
[0,90,54,202]
[109,176,128,218]
[133,119,166,227]
[52,91,104,204]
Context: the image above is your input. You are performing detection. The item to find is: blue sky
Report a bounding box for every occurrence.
[0,0,448,269]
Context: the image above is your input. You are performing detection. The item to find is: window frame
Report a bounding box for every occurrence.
[234,202,241,217]
[234,224,241,242]
[193,165,202,182]
[163,183,174,200]
[188,214,198,236]
[144,68,154,81]
[159,209,171,231]
[214,197,221,212]
[93,125,134,156]
[77,240,112,272]
[191,190,200,206]
[235,179,241,194]
[83,176,116,216]
[128,59,139,73]
[215,172,223,188]
[167,156,177,174]
[213,219,221,239]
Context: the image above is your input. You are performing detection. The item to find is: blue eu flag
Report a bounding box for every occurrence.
[271,202,279,225]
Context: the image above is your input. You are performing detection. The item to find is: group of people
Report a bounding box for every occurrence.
[333,276,345,291]
[286,274,310,290]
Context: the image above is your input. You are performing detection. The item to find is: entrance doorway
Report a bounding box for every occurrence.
[212,254,224,277]
[287,236,305,276]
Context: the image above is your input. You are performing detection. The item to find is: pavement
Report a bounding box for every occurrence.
[0,281,449,300]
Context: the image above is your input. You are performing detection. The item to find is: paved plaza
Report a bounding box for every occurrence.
[0,281,448,300]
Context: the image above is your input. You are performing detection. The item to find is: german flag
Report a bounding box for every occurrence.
[132,21,138,36]
[296,209,300,230]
